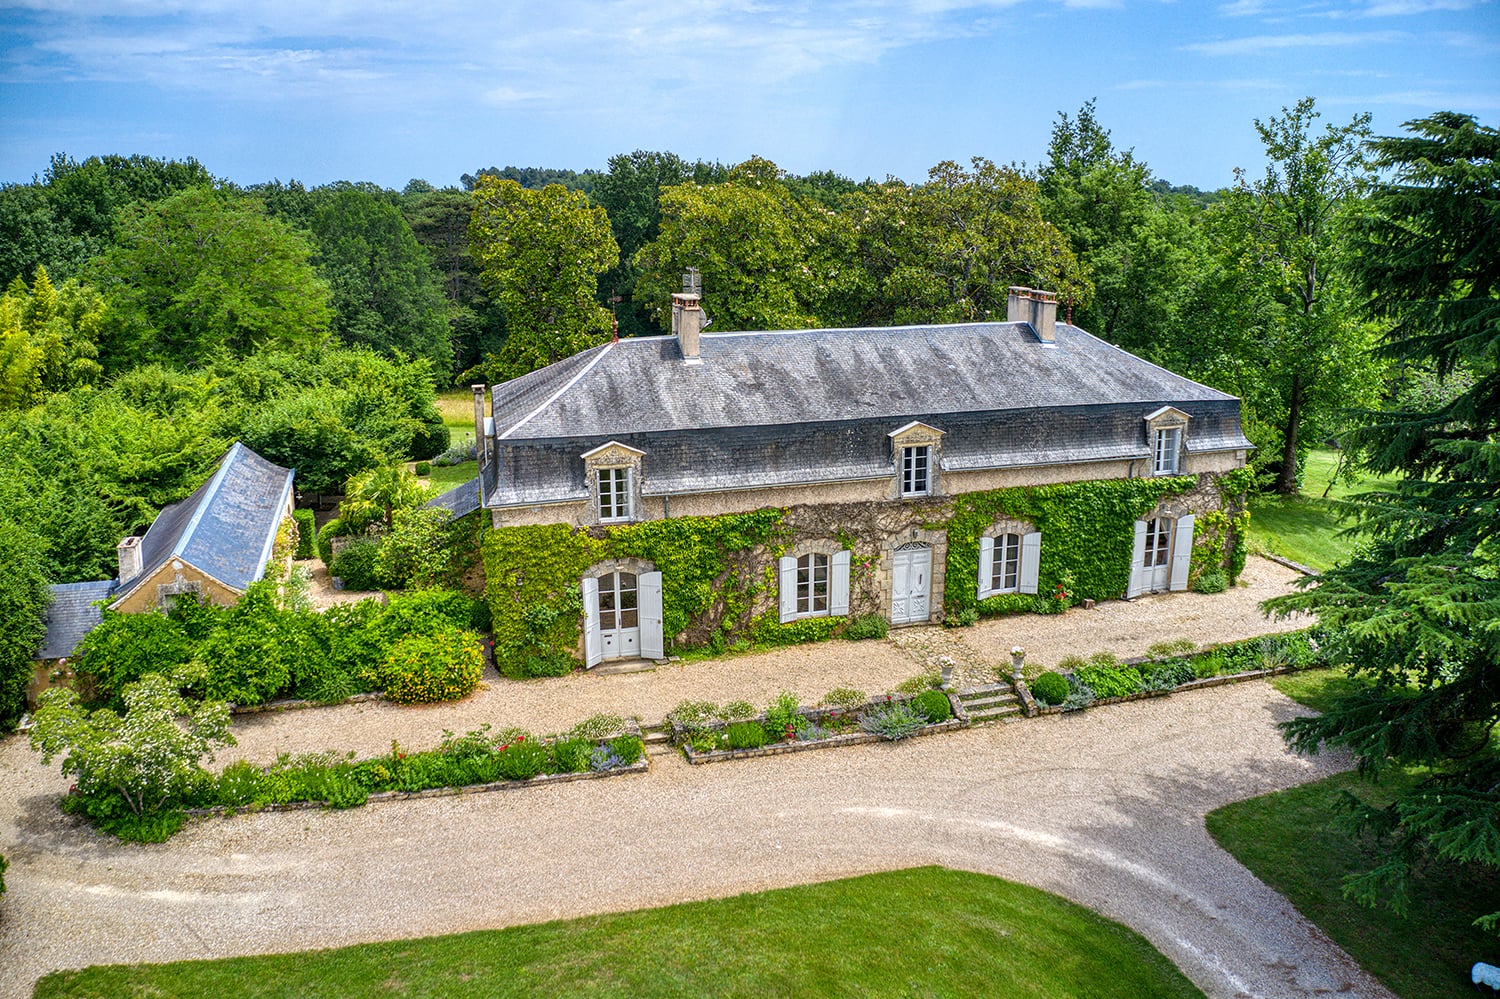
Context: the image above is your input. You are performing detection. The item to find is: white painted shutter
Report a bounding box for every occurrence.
[1169,514,1195,592]
[581,576,602,668]
[977,535,994,599]
[1127,520,1148,599]
[639,570,664,659]
[779,555,797,623]
[829,550,851,616]
[1019,531,1042,595]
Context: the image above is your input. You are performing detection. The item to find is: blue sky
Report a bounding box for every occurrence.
[1,0,1496,190]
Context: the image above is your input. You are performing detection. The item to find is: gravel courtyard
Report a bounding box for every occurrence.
[0,556,1377,999]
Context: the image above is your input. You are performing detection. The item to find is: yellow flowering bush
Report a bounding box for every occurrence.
[382,627,484,705]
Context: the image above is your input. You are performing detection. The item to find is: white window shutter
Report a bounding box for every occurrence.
[1127,520,1148,599]
[829,550,851,616]
[778,555,797,623]
[977,535,994,599]
[1019,531,1042,595]
[1169,514,1195,592]
[581,576,602,667]
[638,570,664,659]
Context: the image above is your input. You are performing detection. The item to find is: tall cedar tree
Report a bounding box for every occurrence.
[1268,111,1500,933]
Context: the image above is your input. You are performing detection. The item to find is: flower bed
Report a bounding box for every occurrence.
[1024,629,1329,716]
[181,720,647,819]
[672,691,966,765]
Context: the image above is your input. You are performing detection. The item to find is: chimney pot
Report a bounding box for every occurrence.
[672,293,703,363]
[1031,290,1057,343]
[1007,286,1033,324]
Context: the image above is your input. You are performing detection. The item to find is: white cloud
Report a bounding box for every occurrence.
[1183,29,1405,54]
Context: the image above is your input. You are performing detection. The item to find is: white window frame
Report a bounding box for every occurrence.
[779,548,851,622]
[991,532,1021,594]
[796,552,830,616]
[596,466,633,522]
[1153,427,1181,475]
[901,445,931,497]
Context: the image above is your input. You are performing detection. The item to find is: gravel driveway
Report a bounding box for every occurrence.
[0,556,1376,999]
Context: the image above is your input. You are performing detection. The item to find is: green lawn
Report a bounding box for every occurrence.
[1208,773,1499,999]
[1215,668,1499,998]
[33,867,1205,999]
[1247,449,1402,571]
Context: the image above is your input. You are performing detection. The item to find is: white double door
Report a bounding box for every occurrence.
[583,570,663,667]
[891,543,932,625]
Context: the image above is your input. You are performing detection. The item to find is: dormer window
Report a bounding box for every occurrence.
[901,446,931,497]
[597,467,633,521]
[1153,428,1181,475]
[1144,407,1189,477]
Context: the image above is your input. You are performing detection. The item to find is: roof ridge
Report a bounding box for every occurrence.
[701,320,1020,339]
[172,442,243,560]
[499,342,615,440]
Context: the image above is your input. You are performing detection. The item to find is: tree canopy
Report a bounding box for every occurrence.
[1268,110,1500,933]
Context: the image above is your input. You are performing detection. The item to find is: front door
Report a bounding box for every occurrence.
[597,571,640,660]
[1143,517,1172,593]
[891,543,932,625]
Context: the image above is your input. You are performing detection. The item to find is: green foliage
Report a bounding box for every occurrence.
[1195,569,1229,594]
[1030,672,1070,706]
[893,671,941,695]
[0,266,105,410]
[468,178,617,380]
[1074,662,1144,700]
[29,675,234,831]
[291,509,316,560]
[381,627,483,705]
[483,524,605,674]
[820,687,867,712]
[414,461,431,476]
[1147,638,1196,658]
[194,582,322,706]
[72,608,194,710]
[341,464,429,533]
[859,698,927,741]
[0,850,6,894]
[945,476,1198,618]
[316,517,345,566]
[841,613,889,641]
[330,538,386,591]
[0,522,50,730]
[912,690,953,723]
[375,506,458,590]
[608,735,644,766]
[549,736,594,774]
[89,188,332,367]
[725,721,770,750]
[762,690,808,741]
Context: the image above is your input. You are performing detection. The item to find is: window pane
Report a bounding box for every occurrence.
[621,608,638,628]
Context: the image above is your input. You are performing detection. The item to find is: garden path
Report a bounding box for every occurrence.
[0,679,1389,999]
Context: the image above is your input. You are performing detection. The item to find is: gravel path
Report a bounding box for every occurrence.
[0,681,1388,999]
[0,556,1359,999]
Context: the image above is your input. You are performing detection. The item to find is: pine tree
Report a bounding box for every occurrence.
[1268,111,1500,931]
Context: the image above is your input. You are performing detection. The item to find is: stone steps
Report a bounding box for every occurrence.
[958,683,1023,722]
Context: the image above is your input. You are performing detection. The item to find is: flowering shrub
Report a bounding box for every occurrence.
[381,627,483,705]
[859,698,927,741]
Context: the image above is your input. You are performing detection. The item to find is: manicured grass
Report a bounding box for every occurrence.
[1271,667,1373,714]
[1247,449,1402,571]
[421,459,476,493]
[433,388,477,434]
[1208,773,1500,999]
[33,867,1205,999]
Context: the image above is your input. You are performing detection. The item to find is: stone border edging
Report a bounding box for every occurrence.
[1258,552,1318,576]
[683,718,965,765]
[184,757,650,817]
[230,691,384,715]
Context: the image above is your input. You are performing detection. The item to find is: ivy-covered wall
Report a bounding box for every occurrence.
[481,471,1250,670]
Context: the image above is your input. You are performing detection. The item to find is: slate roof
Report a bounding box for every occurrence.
[37,580,116,660]
[113,442,295,604]
[480,320,1254,509]
[490,322,1236,440]
[424,477,482,519]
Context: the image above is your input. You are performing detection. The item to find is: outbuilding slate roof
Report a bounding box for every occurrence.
[37,580,116,660]
[113,442,295,604]
[490,321,1237,440]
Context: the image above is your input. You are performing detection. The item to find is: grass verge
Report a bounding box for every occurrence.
[1208,772,1500,999]
[1247,449,1401,572]
[33,867,1205,999]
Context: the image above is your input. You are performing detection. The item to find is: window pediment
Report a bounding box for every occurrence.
[888,421,945,446]
[581,440,646,465]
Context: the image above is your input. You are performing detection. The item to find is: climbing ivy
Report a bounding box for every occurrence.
[942,476,1197,619]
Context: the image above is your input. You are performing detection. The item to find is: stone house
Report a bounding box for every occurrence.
[470,286,1253,668]
[29,442,296,705]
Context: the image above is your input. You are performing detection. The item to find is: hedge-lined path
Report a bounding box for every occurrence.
[215,555,1314,766]
[0,678,1388,999]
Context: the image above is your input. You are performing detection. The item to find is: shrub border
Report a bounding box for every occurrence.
[1031,663,1312,716]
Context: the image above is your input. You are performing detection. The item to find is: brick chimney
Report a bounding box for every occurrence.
[117,536,143,585]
